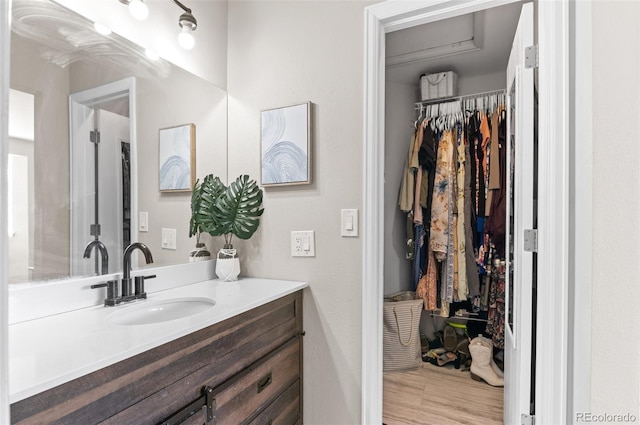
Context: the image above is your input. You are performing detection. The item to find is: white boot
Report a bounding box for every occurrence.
[477,335,504,379]
[469,337,504,387]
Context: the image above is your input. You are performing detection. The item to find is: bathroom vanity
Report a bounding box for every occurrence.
[9,277,307,425]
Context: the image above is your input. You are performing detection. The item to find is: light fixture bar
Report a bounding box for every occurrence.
[118,0,198,50]
[171,0,192,14]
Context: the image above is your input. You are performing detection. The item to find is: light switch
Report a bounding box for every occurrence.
[346,215,354,231]
[291,231,315,257]
[161,228,177,250]
[341,209,359,237]
[139,212,148,232]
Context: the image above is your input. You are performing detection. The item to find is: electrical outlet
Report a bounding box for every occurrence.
[291,231,315,257]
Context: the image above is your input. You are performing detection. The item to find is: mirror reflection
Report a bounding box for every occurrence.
[8,0,228,284]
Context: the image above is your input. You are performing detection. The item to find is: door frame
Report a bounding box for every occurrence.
[68,78,138,276]
[0,0,10,422]
[362,1,573,424]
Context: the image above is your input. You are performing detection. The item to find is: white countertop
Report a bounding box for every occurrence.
[9,277,308,403]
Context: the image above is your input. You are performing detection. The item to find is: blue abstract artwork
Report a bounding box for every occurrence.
[159,123,194,191]
[261,102,310,186]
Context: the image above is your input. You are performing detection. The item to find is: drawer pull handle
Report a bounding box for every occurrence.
[257,372,272,393]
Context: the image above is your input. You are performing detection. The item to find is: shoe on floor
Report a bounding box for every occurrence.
[443,325,457,352]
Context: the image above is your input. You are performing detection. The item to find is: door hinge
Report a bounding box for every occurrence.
[525,45,538,69]
[524,229,538,252]
[90,129,100,144]
[522,413,535,425]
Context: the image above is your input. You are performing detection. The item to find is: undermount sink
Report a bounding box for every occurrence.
[107,297,216,326]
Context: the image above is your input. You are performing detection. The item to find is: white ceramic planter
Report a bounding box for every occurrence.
[216,247,240,281]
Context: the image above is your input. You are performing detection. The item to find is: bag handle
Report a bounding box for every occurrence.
[393,306,415,347]
[426,73,447,86]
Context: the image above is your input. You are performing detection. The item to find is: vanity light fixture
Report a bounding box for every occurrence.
[174,0,197,50]
[118,0,197,50]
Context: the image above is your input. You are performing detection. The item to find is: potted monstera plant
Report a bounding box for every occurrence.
[190,174,264,281]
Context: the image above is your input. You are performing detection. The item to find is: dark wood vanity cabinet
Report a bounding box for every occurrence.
[11,291,304,425]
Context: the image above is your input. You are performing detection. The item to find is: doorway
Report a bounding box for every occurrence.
[381,2,531,423]
[362,1,571,424]
[69,77,138,276]
[7,89,35,283]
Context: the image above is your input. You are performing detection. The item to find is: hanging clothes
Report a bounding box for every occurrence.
[415,123,439,309]
[416,248,438,310]
[455,124,468,301]
[412,166,426,290]
[398,123,424,213]
[403,90,505,318]
[485,110,507,258]
[486,259,506,349]
[429,130,454,261]
[466,113,480,250]
[485,110,501,216]
[479,113,491,216]
[420,123,438,227]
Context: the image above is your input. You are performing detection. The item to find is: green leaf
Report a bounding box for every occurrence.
[196,175,227,237]
[189,177,203,238]
[215,175,264,240]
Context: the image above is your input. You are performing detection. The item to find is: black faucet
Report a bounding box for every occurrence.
[122,242,154,298]
[83,240,109,275]
[91,242,155,306]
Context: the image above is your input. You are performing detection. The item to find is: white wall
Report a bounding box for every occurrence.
[384,81,418,296]
[227,2,373,423]
[590,0,640,418]
[11,35,71,280]
[134,69,227,265]
[457,70,505,96]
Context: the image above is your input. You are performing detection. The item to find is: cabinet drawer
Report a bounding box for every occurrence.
[246,379,300,425]
[212,337,300,425]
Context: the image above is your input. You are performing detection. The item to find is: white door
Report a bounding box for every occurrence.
[70,102,130,276]
[95,109,130,273]
[504,2,535,425]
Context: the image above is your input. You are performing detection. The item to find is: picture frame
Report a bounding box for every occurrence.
[261,102,311,186]
[158,123,196,192]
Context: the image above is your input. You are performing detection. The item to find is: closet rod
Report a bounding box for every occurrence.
[415,88,506,108]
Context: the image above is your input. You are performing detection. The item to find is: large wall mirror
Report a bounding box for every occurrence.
[8,0,228,284]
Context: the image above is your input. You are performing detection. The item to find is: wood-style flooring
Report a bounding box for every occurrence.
[383,362,504,425]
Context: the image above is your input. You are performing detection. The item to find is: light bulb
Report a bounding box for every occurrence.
[129,0,148,20]
[178,27,195,50]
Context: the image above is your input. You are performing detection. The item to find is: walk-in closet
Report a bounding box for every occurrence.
[382,2,534,424]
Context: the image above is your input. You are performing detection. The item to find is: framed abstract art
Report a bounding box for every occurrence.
[260,102,311,187]
[158,123,195,192]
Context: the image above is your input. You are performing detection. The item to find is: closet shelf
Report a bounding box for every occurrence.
[415,88,507,107]
[428,310,488,323]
